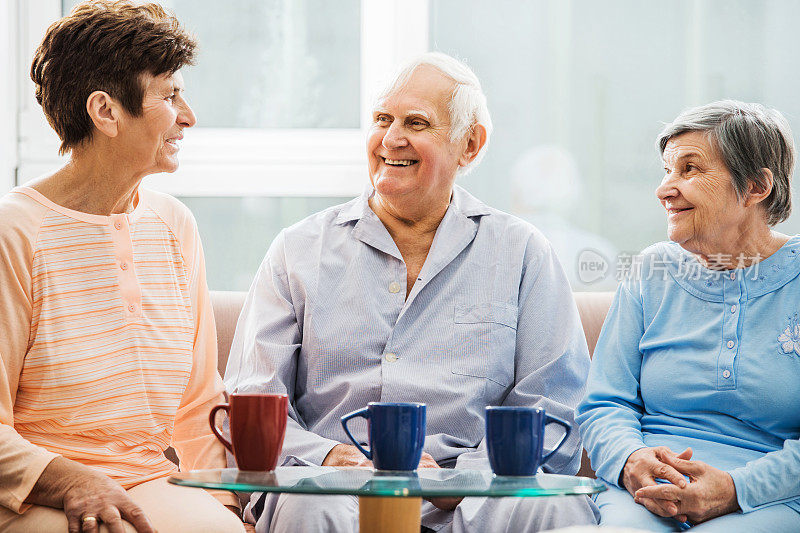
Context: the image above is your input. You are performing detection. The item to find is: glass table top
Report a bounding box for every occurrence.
[169,467,606,498]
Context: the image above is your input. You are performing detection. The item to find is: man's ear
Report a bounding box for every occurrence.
[458,124,487,167]
[86,90,120,138]
[744,168,774,207]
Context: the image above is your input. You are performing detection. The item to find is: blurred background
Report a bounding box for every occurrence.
[3,0,800,291]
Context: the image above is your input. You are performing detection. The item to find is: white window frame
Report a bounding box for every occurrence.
[13,0,429,197]
[0,0,20,195]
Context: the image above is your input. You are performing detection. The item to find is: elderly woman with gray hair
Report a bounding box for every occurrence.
[577,100,800,531]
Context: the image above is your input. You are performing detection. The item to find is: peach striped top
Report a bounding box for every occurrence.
[0,186,234,513]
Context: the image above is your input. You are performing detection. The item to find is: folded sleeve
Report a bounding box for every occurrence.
[728,438,800,512]
[0,197,59,513]
[170,211,238,508]
[575,280,648,487]
[224,231,340,467]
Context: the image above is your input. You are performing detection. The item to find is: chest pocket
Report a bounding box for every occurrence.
[451,302,517,386]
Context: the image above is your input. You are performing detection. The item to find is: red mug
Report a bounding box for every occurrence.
[209,393,289,471]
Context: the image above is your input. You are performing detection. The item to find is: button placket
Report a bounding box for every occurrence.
[109,216,142,318]
[718,277,741,389]
[379,260,410,403]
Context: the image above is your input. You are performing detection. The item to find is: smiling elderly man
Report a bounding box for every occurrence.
[224,52,598,532]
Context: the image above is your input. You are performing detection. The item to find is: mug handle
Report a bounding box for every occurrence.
[340,407,372,461]
[541,413,572,464]
[209,403,234,455]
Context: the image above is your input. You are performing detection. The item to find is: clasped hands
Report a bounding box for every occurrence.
[622,446,739,524]
[322,444,462,511]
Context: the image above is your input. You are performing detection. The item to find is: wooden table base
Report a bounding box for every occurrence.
[359,496,421,533]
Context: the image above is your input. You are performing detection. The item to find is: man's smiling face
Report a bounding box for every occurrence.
[366,65,464,208]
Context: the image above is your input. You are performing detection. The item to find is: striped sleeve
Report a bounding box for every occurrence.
[0,194,59,513]
[147,192,237,508]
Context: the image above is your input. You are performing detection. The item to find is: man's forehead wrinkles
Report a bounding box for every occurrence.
[372,101,438,120]
[407,109,431,119]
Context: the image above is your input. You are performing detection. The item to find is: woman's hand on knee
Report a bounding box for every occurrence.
[59,466,154,533]
[26,456,155,533]
[621,447,693,518]
[622,447,692,493]
[634,457,739,524]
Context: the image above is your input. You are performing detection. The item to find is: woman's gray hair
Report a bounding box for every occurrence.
[375,52,493,175]
[657,100,795,226]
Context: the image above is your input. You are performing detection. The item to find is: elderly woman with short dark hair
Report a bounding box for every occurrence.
[0,2,244,532]
[577,100,800,531]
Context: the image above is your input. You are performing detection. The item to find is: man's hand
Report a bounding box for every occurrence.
[622,446,693,519]
[418,453,462,511]
[634,455,739,524]
[417,453,441,470]
[321,444,373,467]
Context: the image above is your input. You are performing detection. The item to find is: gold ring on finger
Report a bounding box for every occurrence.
[82,515,99,524]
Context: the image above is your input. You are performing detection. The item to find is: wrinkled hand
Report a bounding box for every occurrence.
[27,457,155,533]
[418,453,462,511]
[322,444,373,467]
[417,452,440,470]
[622,446,693,520]
[634,454,739,524]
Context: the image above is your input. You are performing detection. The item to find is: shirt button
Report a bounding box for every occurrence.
[727,340,735,349]
[722,370,731,379]
[730,305,737,313]
[128,304,136,312]
[120,261,128,270]
[730,272,736,280]
[114,221,122,230]
[388,281,401,294]
[384,352,397,362]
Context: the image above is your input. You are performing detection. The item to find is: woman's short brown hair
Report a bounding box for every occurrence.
[31,0,197,154]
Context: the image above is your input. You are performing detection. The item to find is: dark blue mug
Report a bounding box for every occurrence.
[340,402,426,471]
[485,406,571,476]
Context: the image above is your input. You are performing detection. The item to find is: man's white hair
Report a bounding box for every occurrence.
[375,51,493,175]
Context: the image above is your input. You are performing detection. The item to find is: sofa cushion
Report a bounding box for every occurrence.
[211,291,248,377]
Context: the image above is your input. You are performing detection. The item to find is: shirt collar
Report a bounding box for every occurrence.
[333,183,491,226]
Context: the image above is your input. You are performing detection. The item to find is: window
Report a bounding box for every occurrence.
[429,0,800,289]
[13,0,428,289]
[9,1,800,291]
[0,1,16,193]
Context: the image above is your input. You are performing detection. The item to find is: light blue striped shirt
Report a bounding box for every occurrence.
[225,185,590,474]
[577,238,800,514]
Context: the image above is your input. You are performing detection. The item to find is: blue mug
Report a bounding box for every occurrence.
[485,406,571,476]
[340,402,426,471]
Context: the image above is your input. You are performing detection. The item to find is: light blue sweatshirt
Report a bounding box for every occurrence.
[577,238,800,514]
